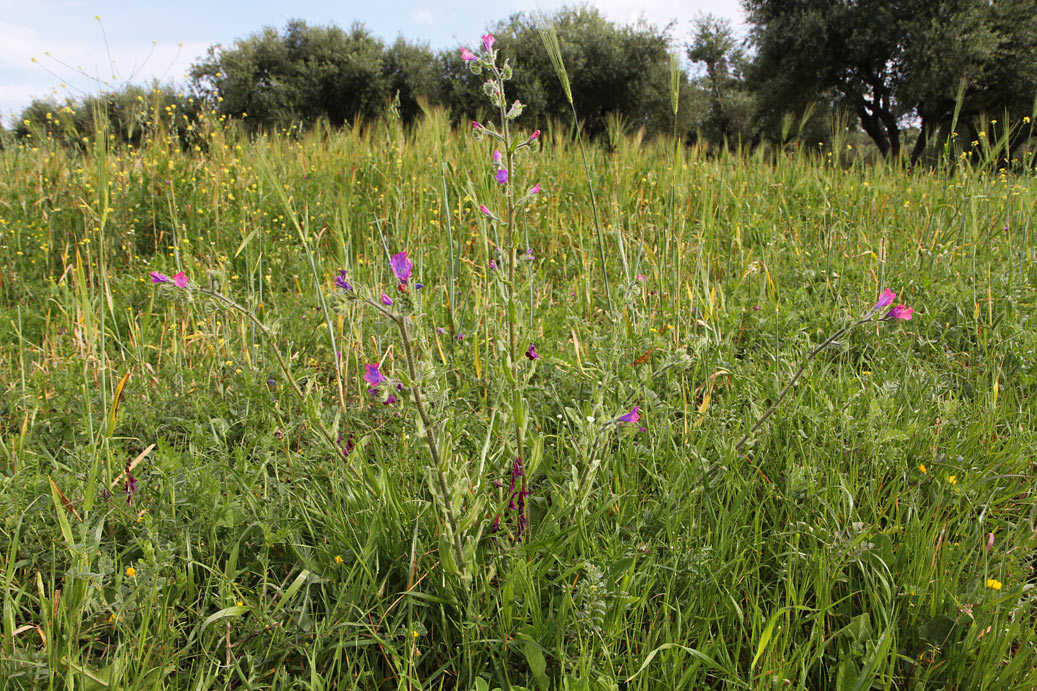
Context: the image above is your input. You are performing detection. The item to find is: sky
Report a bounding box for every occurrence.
[0,0,746,126]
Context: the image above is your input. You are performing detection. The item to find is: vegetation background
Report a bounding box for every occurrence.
[0,1,1035,689]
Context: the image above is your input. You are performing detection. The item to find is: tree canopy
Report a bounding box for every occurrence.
[11,2,1036,165]
[745,0,1037,161]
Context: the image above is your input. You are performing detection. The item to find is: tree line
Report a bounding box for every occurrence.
[10,2,1037,165]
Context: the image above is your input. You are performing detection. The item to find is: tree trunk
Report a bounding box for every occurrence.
[855,101,890,156]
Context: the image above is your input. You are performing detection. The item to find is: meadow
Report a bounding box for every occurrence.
[1,85,1036,689]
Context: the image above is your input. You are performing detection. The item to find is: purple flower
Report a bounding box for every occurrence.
[886,304,914,320]
[415,282,424,290]
[436,327,446,335]
[456,332,465,341]
[390,251,412,285]
[150,271,171,284]
[471,121,482,130]
[522,248,535,262]
[636,274,646,282]
[529,183,541,195]
[495,168,509,185]
[482,33,495,52]
[383,394,397,406]
[381,293,393,306]
[528,129,540,142]
[489,260,496,271]
[480,204,492,216]
[525,344,538,360]
[172,272,188,288]
[873,289,896,311]
[460,47,477,62]
[618,405,641,424]
[334,270,353,291]
[363,363,385,387]
[124,461,137,505]
[492,149,502,163]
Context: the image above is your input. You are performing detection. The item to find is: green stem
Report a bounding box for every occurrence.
[494,63,528,539]
[394,313,466,577]
[195,288,372,494]
[735,317,873,452]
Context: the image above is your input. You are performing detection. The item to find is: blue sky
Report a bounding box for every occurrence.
[0,0,745,126]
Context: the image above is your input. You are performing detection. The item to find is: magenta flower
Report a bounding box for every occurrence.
[334,270,353,291]
[381,293,393,306]
[525,344,539,360]
[529,183,541,195]
[150,272,170,284]
[873,289,896,311]
[529,129,540,142]
[636,274,646,281]
[172,272,188,288]
[492,149,502,163]
[460,47,477,62]
[124,471,136,504]
[495,168,509,185]
[482,33,495,52]
[390,251,412,285]
[363,363,385,387]
[480,204,492,216]
[471,121,483,130]
[886,304,913,320]
[618,405,641,424]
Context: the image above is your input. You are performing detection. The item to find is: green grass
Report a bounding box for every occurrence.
[0,102,1035,689]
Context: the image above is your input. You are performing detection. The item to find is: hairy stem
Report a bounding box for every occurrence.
[196,288,371,494]
[735,317,872,452]
[495,64,527,538]
[395,313,466,576]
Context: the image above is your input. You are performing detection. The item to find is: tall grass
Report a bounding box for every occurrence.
[0,92,1035,689]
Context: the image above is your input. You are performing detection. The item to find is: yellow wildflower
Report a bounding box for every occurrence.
[334,555,344,564]
[986,579,1002,590]
[125,567,136,578]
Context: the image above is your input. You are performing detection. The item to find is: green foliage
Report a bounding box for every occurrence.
[1,96,1035,688]
[477,6,691,139]
[686,14,755,147]
[14,84,202,149]
[745,0,1037,162]
[190,20,436,131]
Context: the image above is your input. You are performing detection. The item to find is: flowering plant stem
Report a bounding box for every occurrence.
[364,297,466,576]
[195,288,372,494]
[492,61,528,538]
[735,317,872,452]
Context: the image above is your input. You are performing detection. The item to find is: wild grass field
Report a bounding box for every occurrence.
[1,89,1036,689]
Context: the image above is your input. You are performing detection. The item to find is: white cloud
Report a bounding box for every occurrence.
[410,8,436,26]
[0,19,210,125]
